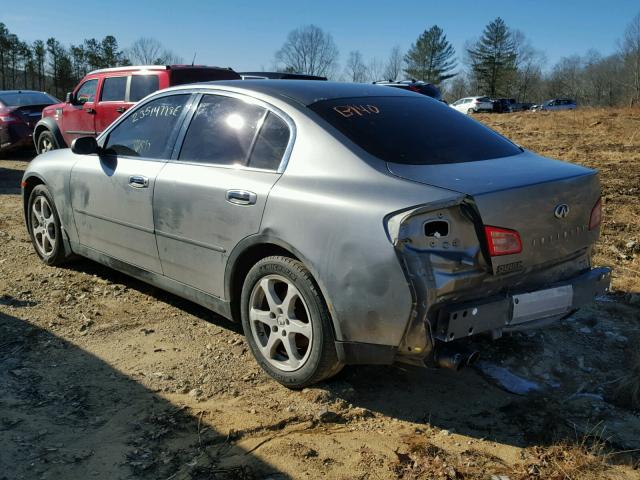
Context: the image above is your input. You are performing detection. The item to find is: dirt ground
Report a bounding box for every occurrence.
[1,108,639,479]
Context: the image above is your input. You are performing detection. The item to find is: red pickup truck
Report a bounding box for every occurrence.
[34,65,240,154]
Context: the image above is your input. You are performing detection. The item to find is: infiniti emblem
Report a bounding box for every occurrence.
[554,203,569,219]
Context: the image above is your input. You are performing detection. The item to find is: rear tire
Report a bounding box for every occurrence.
[240,256,343,388]
[27,184,70,266]
[467,108,474,114]
[36,130,57,155]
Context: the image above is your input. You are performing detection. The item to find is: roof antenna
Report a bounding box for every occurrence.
[191,52,197,66]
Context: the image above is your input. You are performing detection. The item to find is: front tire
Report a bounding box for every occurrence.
[27,185,70,266]
[240,256,343,388]
[467,108,474,114]
[36,130,57,154]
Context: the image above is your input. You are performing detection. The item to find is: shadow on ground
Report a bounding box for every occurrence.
[63,258,640,462]
[0,311,288,479]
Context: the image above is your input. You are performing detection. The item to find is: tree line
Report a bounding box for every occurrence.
[0,24,182,99]
[2,13,640,106]
[275,13,640,106]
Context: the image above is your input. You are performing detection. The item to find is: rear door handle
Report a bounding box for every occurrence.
[129,175,149,188]
[116,106,127,113]
[226,189,257,205]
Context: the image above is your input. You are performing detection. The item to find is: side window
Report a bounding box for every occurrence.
[178,95,266,166]
[248,112,290,170]
[129,75,160,102]
[76,79,98,104]
[100,76,127,102]
[104,94,188,159]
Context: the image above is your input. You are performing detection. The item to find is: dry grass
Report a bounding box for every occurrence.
[477,108,640,293]
[390,435,620,480]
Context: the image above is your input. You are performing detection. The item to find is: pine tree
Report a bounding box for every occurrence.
[467,17,518,97]
[404,25,457,84]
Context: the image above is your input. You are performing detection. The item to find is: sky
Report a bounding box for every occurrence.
[3,0,639,73]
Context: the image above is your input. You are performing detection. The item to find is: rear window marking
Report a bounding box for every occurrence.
[333,104,380,118]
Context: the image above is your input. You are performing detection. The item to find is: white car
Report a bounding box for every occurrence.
[450,96,493,114]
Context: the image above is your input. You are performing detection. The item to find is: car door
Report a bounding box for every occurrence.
[154,92,292,297]
[70,93,192,273]
[61,78,99,145]
[94,75,132,135]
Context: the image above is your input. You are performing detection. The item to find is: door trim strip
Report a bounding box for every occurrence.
[156,230,226,253]
[74,208,155,234]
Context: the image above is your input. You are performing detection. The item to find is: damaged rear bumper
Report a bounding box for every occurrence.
[434,266,611,343]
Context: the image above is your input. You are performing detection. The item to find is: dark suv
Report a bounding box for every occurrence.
[34,65,240,154]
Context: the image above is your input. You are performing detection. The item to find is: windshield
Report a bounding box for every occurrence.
[0,92,58,107]
[308,96,522,165]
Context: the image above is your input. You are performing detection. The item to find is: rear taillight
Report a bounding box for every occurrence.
[589,197,602,230]
[0,107,19,123]
[484,226,522,256]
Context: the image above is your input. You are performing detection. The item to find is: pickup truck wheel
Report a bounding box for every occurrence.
[27,185,69,266]
[36,130,57,154]
[241,256,343,388]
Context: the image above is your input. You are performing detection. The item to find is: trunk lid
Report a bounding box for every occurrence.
[387,151,601,273]
[12,104,48,128]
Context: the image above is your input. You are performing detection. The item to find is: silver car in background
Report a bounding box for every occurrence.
[22,81,610,388]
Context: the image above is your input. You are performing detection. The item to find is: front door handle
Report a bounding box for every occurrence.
[226,189,257,205]
[129,175,149,188]
[85,107,95,114]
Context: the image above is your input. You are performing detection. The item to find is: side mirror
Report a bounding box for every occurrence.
[65,92,74,104]
[71,136,99,155]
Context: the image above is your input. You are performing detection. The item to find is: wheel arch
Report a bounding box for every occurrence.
[225,234,343,340]
[33,118,67,151]
[21,174,46,224]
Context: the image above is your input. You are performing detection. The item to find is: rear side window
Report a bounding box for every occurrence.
[248,112,290,170]
[309,96,521,165]
[130,75,160,102]
[178,94,266,166]
[104,94,188,158]
[101,76,127,102]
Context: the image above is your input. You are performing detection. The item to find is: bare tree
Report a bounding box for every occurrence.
[275,25,339,77]
[127,37,183,65]
[344,50,368,82]
[621,12,640,105]
[512,30,545,101]
[367,57,385,82]
[383,46,403,80]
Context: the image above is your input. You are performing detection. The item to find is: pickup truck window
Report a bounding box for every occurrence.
[130,75,160,102]
[101,76,127,102]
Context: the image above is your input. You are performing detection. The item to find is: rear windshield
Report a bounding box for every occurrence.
[0,92,57,107]
[170,68,240,86]
[308,96,522,165]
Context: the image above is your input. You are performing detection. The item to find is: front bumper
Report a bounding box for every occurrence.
[434,267,611,342]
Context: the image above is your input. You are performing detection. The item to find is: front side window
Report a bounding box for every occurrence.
[178,95,266,166]
[104,94,188,158]
[101,76,127,102]
[76,79,98,104]
[129,75,160,102]
[309,96,522,165]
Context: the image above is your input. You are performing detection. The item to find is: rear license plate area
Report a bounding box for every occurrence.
[511,285,573,325]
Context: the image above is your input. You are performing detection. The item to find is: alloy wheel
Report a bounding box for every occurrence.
[248,274,313,372]
[30,195,57,257]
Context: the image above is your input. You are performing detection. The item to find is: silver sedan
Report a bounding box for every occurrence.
[22,81,610,387]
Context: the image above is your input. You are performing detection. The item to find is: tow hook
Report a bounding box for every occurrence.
[435,346,480,371]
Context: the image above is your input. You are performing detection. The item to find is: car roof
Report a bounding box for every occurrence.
[86,65,236,76]
[167,80,417,106]
[0,89,47,94]
[240,71,327,80]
